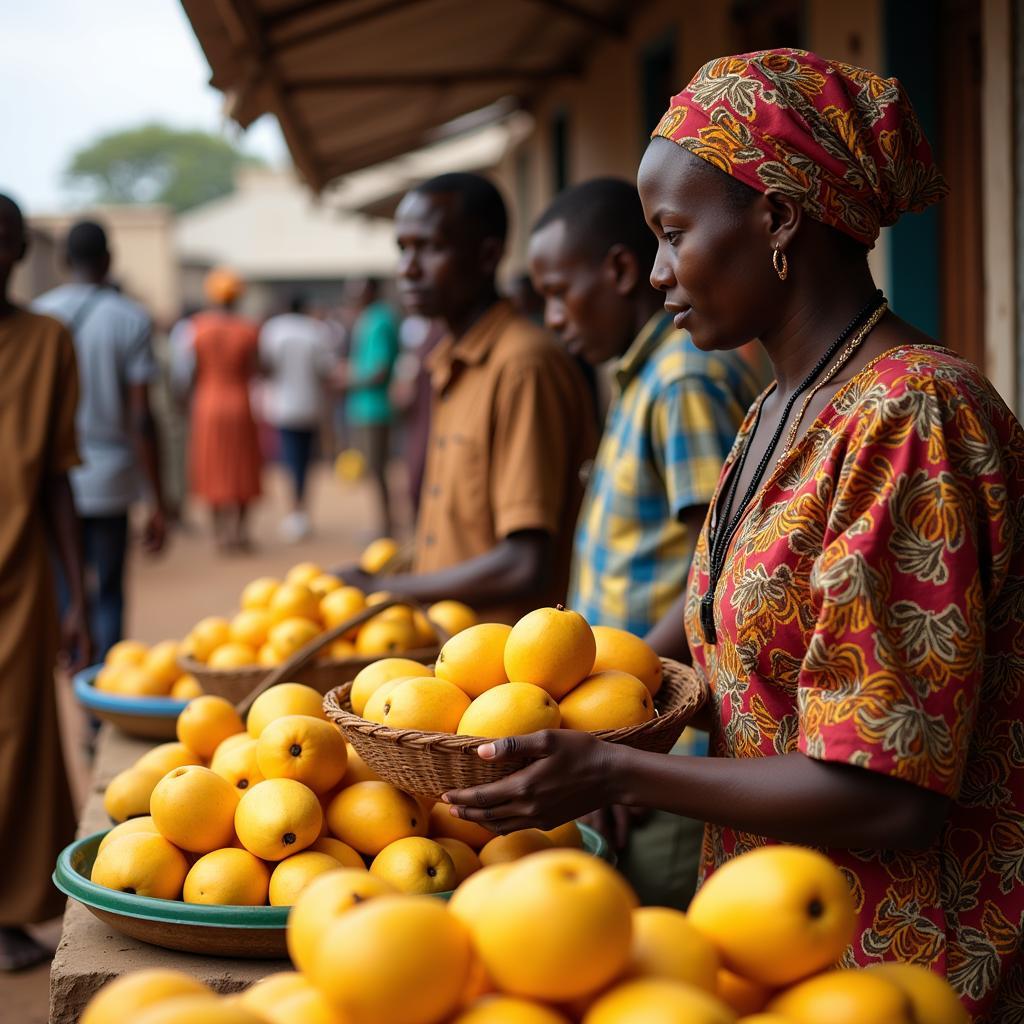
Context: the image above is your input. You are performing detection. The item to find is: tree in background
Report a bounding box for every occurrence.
[65,123,263,212]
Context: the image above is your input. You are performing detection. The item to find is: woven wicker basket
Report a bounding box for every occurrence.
[324,659,705,797]
[176,598,445,713]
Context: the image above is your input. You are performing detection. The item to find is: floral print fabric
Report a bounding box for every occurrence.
[685,346,1024,1020]
[652,48,948,246]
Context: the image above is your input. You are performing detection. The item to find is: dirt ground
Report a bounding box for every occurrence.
[4,461,403,1023]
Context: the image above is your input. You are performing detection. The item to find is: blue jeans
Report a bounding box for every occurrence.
[278,427,315,504]
[56,513,128,662]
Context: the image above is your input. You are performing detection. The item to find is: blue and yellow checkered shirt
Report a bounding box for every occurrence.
[568,312,769,638]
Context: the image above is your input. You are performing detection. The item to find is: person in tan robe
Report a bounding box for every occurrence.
[0,194,90,970]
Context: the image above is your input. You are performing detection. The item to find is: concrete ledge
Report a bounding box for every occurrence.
[86,728,155,796]
[49,727,288,1024]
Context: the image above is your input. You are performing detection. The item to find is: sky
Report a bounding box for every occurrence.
[0,0,288,212]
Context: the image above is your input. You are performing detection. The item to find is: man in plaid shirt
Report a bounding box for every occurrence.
[528,178,770,907]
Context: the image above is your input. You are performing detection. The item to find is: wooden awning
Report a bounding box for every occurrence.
[182,0,636,190]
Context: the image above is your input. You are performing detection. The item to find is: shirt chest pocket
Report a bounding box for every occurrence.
[436,432,490,530]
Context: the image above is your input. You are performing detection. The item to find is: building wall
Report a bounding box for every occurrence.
[179,260,353,322]
[9,226,60,305]
[497,0,891,274]
[16,205,181,327]
[497,1,712,269]
[808,0,890,293]
[486,0,1024,419]
[1015,0,1024,417]
[981,0,1018,413]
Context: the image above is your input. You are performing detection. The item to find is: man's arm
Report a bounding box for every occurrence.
[127,382,167,553]
[345,530,550,608]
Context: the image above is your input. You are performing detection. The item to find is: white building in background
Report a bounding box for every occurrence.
[175,166,398,318]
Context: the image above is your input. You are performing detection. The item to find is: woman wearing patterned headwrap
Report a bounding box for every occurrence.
[443,50,1024,1019]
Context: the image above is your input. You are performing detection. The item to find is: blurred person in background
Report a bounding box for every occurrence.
[167,304,200,401]
[336,278,400,537]
[162,304,202,530]
[510,267,600,424]
[341,173,598,623]
[260,293,336,542]
[325,300,353,458]
[528,178,770,907]
[34,219,166,660]
[188,268,262,552]
[0,194,90,969]
[391,314,445,515]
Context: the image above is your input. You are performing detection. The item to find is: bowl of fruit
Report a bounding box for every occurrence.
[324,607,706,798]
[57,680,610,957]
[174,558,472,704]
[72,640,201,740]
[72,840,972,1024]
[53,828,291,958]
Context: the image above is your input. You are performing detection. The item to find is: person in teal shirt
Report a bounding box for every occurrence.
[342,279,400,535]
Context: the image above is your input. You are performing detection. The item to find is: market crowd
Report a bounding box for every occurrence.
[1,46,1022,1021]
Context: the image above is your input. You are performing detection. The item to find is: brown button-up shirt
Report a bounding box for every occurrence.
[414,300,598,624]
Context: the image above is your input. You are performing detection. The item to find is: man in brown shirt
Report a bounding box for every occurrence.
[345,173,597,623]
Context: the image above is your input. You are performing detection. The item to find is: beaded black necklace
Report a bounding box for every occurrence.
[698,290,887,645]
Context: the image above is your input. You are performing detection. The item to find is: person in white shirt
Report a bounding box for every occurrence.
[259,295,336,541]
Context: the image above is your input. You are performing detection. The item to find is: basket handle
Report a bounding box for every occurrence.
[373,539,414,576]
[234,597,445,717]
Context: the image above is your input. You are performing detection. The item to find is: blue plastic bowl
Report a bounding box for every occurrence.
[73,664,188,740]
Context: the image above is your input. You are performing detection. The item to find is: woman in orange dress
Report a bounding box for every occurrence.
[189,268,262,551]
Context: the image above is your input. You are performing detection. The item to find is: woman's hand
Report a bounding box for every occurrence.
[442,730,622,834]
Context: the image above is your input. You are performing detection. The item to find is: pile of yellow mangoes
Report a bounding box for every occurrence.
[93,638,204,700]
[353,605,662,737]
[80,840,967,1024]
[95,549,477,697]
[183,553,475,671]
[97,682,577,909]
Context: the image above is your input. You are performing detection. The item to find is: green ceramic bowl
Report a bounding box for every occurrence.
[54,824,612,959]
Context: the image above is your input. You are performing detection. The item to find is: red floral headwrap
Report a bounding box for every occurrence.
[652,48,948,247]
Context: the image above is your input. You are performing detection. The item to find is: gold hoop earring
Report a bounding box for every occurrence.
[772,247,788,281]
